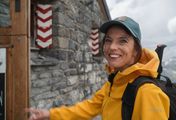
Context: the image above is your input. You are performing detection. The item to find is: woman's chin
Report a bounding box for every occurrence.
[109,64,120,69]
[108,63,123,70]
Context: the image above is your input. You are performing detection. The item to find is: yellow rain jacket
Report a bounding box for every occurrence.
[50,48,170,120]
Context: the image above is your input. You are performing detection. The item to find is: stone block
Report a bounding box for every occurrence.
[68,51,76,62]
[85,64,92,72]
[52,25,59,36]
[65,69,78,76]
[69,40,78,50]
[58,27,70,38]
[60,86,73,94]
[84,52,92,62]
[53,98,64,107]
[51,81,67,91]
[78,64,85,73]
[34,91,59,101]
[59,62,69,70]
[75,52,83,62]
[69,62,77,69]
[70,29,77,41]
[32,78,50,87]
[58,37,69,49]
[68,89,80,103]
[87,72,96,84]
[31,73,38,80]
[57,50,67,61]
[39,72,52,79]
[79,74,88,83]
[36,100,53,109]
[52,70,64,78]
[67,75,78,85]
[31,86,51,97]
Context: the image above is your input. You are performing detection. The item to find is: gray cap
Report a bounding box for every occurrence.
[100,16,141,46]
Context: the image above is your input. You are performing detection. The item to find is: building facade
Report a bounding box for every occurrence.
[0,0,110,119]
[30,0,110,110]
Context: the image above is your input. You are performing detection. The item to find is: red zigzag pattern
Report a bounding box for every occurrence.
[89,28,99,55]
[36,4,52,48]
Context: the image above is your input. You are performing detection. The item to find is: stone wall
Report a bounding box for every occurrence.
[30,0,108,113]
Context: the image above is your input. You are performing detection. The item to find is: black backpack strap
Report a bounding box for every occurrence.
[122,76,156,120]
[155,44,167,79]
[108,71,119,96]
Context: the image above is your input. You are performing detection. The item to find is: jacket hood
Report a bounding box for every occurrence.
[105,48,159,85]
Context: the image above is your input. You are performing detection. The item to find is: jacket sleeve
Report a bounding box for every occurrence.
[49,82,109,120]
[132,83,170,120]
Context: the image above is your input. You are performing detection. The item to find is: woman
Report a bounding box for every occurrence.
[26,16,169,120]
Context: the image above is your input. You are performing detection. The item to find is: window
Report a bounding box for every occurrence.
[0,0,11,27]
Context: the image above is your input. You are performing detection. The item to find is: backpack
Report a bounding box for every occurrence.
[121,44,176,120]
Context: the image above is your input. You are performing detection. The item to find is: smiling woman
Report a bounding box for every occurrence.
[26,16,170,120]
[103,27,138,72]
[101,16,142,72]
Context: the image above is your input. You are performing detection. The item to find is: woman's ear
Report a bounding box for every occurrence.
[133,50,138,58]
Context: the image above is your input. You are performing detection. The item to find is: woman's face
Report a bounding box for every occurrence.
[103,26,138,71]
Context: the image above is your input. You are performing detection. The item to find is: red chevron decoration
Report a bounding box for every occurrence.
[88,28,99,55]
[36,4,52,48]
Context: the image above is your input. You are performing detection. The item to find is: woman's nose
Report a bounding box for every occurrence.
[110,42,118,50]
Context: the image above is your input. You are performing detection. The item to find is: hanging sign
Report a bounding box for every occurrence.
[88,28,99,55]
[36,4,52,48]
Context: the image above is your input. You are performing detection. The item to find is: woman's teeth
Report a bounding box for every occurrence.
[109,54,120,58]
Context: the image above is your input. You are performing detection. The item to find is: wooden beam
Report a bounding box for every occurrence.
[12,36,29,120]
[97,0,111,20]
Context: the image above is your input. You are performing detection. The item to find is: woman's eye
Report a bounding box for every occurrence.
[105,38,111,42]
[120,39,128,44]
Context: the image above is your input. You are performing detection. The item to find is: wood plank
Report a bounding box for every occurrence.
[12,36,29,120]
[0,28,11,36]
[0,36,11,45]
[11,0,28,35]
[6,47,13,120]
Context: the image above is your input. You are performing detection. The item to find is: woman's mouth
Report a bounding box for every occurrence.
[109,54,121,58]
